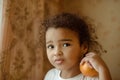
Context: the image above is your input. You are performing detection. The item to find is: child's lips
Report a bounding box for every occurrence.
[54,59,64,64]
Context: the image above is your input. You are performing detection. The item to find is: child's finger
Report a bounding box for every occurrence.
[80,56,94,69]
[86,52,96,57]
[80,56,90,65]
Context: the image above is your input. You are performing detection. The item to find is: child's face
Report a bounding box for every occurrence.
[46,28,84,70]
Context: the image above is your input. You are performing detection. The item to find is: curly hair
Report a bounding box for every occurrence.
[42,13,106,55]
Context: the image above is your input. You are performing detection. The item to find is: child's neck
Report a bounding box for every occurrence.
[60,66,81,79]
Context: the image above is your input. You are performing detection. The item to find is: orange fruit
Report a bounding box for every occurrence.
[80,62,98,77]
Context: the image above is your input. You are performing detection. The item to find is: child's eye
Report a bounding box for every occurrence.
[63,43,71,47]
[47,45,54,49]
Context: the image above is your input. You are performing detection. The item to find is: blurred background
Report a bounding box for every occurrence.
[0,0,120,80]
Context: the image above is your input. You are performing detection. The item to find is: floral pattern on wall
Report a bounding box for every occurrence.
[0,0,48,80]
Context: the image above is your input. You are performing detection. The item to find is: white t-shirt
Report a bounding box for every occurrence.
[44,68,98,80]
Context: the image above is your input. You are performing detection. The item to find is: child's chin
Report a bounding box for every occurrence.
[56,66,64,70]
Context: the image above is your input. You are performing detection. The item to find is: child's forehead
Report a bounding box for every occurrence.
[46,27,79,41]
[47,27,77,35]
[47,27,76,32]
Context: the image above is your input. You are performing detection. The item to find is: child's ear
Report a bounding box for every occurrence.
[81,43,88,54]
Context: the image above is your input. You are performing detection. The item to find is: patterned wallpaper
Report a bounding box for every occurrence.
[0,0,47,80]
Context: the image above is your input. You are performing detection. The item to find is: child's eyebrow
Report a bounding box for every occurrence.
[59,39,72,42]
[46,39,72,44]
[46,41,53,44]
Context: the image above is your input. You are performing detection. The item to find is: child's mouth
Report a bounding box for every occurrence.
[55,59,64,64]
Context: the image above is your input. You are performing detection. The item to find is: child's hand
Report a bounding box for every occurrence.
[80,52,106,72]
[80,52,112,80]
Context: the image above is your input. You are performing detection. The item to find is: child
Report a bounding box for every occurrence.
[43,13,112,80]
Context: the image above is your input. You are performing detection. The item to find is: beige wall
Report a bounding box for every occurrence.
[62,0,120,80]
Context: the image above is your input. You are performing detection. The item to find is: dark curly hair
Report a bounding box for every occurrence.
[43,13,106,55]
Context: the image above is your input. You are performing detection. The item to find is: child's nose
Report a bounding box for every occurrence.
[54,48,63,56]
